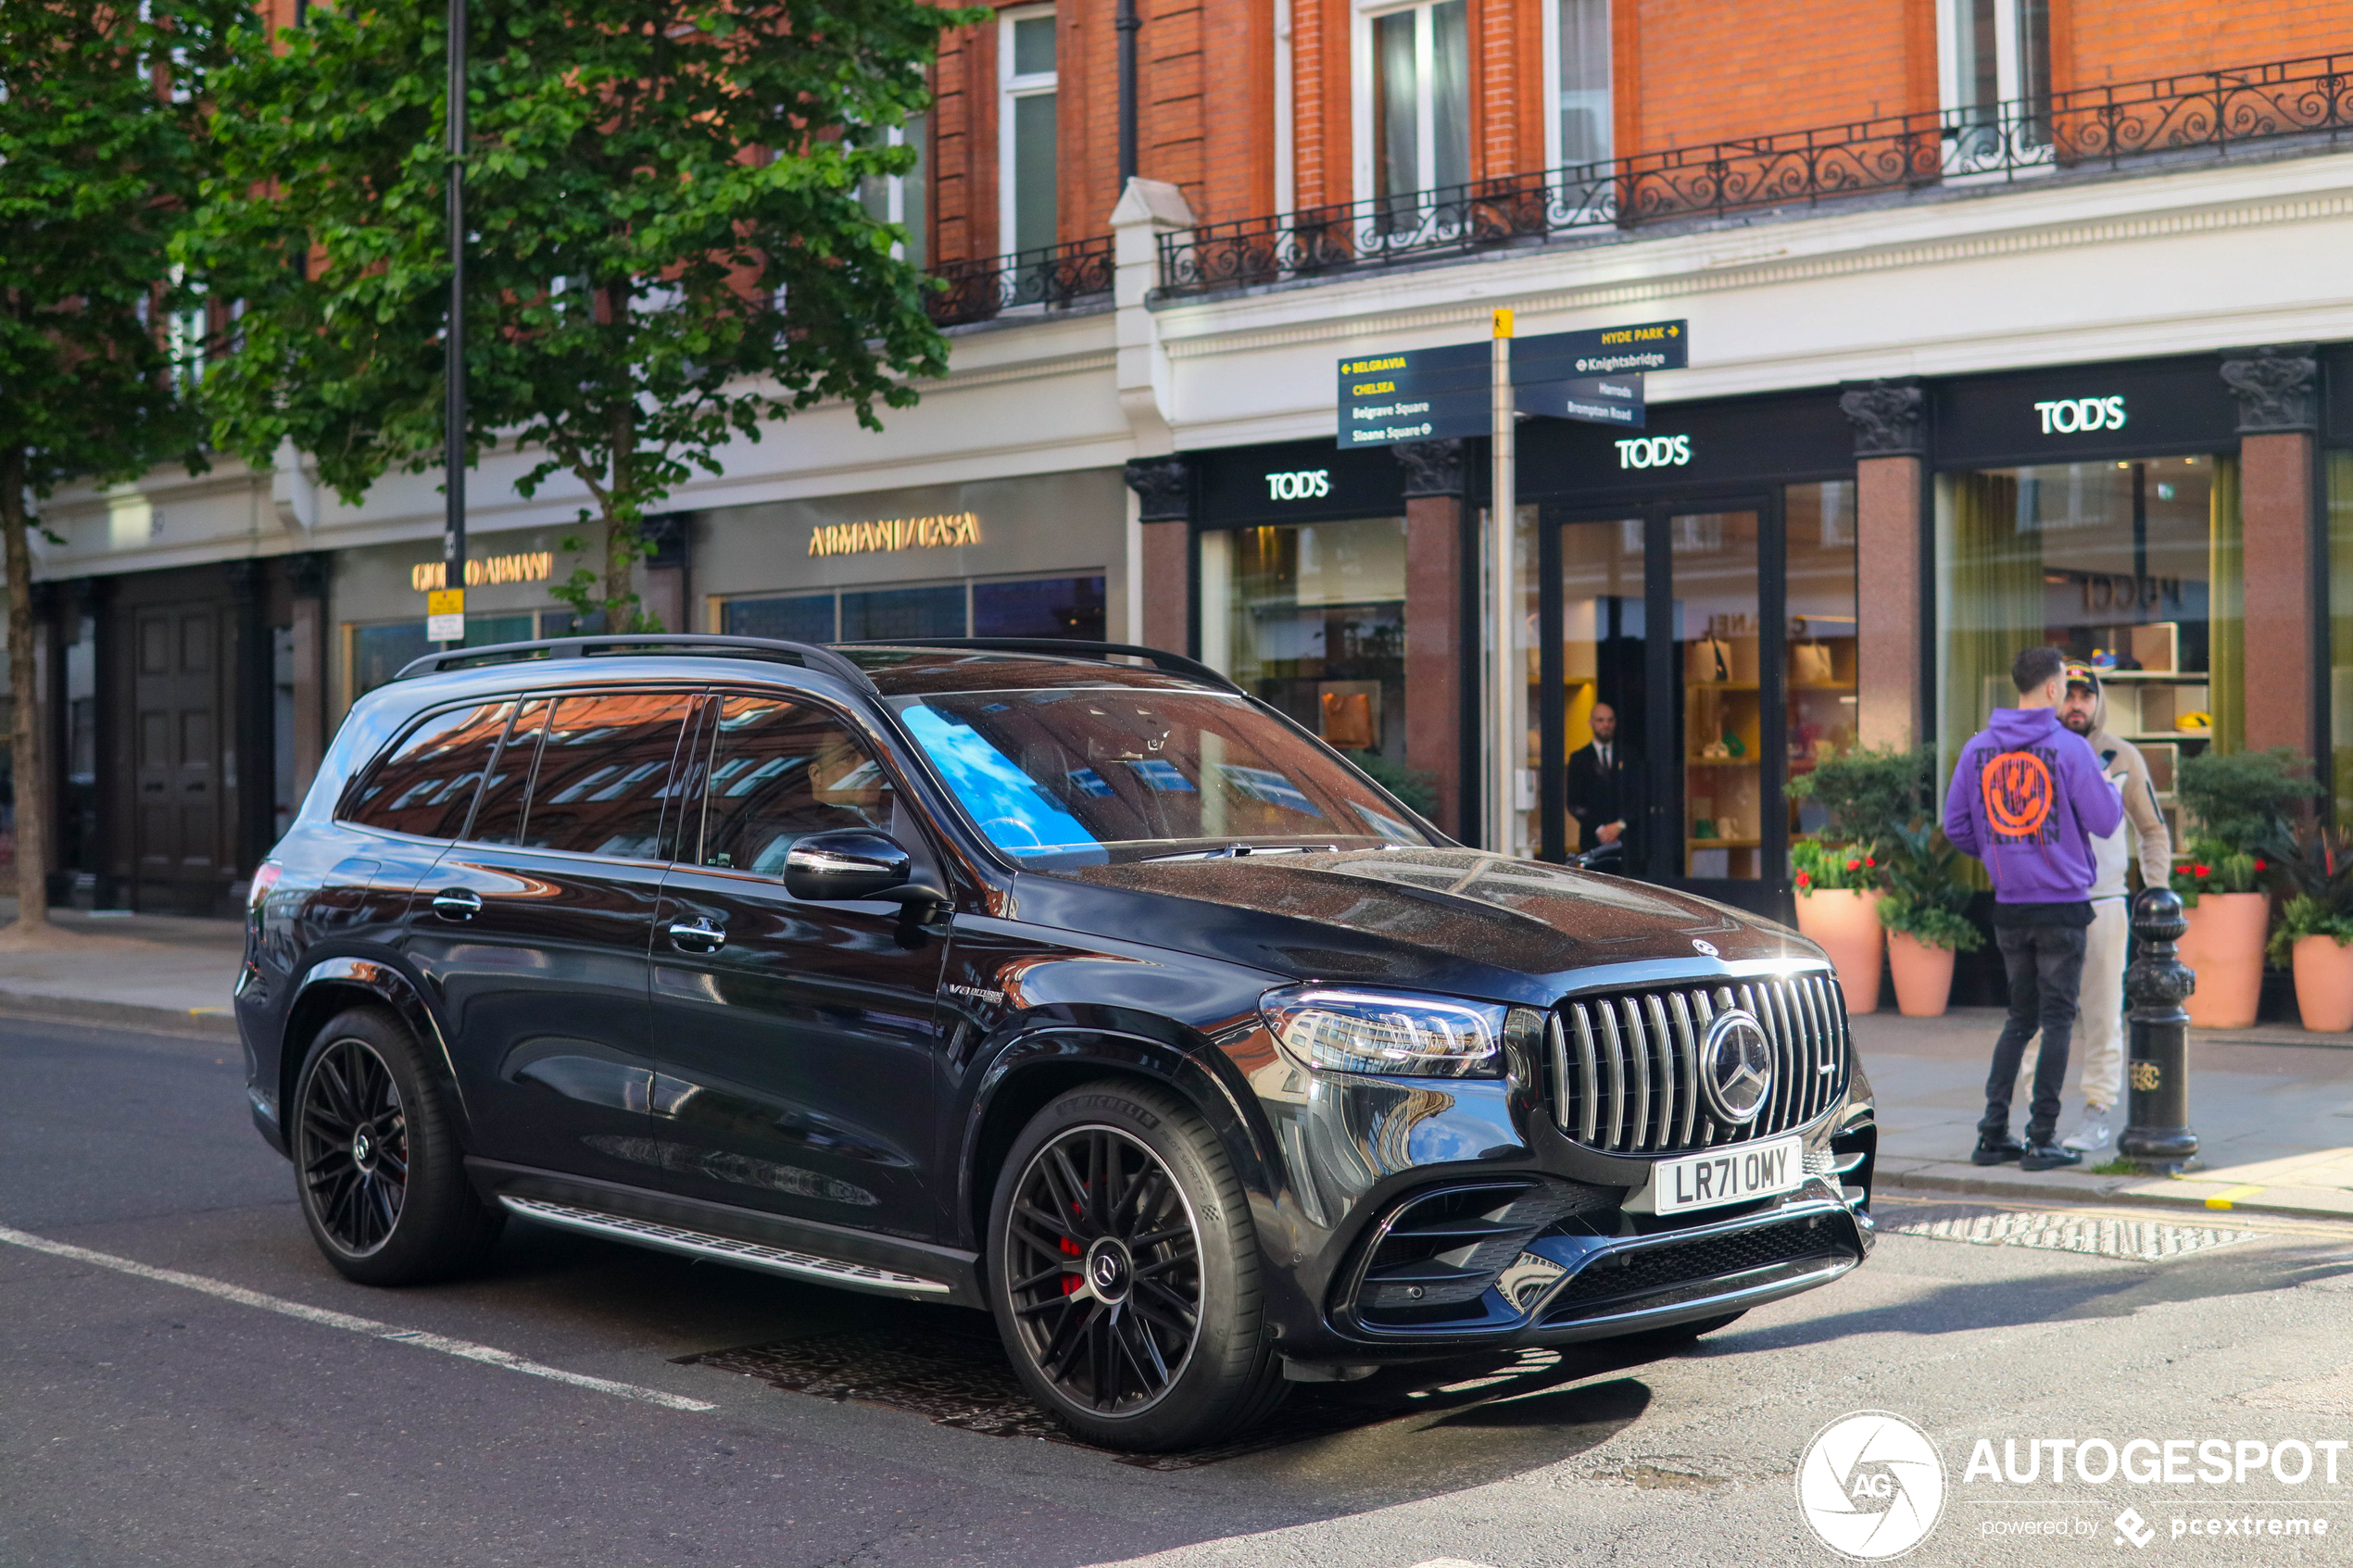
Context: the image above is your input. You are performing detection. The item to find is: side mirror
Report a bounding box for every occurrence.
[783,829,949,911]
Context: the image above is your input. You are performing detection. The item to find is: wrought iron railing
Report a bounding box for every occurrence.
[1160,51,2353,298]
[926,235,1115,327]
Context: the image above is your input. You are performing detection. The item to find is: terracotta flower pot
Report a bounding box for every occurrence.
[2292,934,2353,1034]
[2178,891,2269,1030]
[1886,931,1957,1019]
[1796,888,1884,1016]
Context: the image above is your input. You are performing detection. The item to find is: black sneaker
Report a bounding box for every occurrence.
[1971,1135,2026,1166]
[2019,1143,2084,1173]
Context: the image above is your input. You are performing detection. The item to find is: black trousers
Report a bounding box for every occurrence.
[1982,922,2090,1145]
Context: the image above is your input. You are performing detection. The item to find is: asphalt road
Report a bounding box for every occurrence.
[8,1014,2353,1568]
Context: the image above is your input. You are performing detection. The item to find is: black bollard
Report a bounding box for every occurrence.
[2119,887,2202,1174]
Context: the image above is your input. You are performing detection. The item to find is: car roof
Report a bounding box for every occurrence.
[840,646,1221,698]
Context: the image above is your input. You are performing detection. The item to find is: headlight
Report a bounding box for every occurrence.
[1259,985,1506,1078]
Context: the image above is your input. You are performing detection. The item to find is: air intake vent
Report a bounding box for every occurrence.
[1548,973,1848,1154]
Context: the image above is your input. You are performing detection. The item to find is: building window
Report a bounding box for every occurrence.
[1937,456,2236,848]
[999,7,1058,257]
[1362,0,1469,218]
[858,114,929,270]
[1944,0,2052,148]
[719,575,1106,645]
[1199,519,1415,801]
[1550,0,1612,169]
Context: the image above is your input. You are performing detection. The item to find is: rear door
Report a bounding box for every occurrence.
[649,691,948,1239]
[409,688,700,1185]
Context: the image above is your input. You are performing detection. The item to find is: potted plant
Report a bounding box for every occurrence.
[1791,839,1884,1014]
[1788,746,1944,1015]
[2264,826,2353,1033]
[2171,747,2315,1029]
[1876,822,1986,1018]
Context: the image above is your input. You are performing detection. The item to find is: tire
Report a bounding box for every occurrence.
[986,1080,1286,1451]
[291,1006,502,1286]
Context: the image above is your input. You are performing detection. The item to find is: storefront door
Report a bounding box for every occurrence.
[1539,490,1857,919]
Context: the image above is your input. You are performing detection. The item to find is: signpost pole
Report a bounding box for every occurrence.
[1489,307,1516,857]
[433,0,469,650]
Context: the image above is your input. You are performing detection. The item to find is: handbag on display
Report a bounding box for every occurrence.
[1792,641,1835,684]
[1695,636,1732,684]
[1321,689,1377,750]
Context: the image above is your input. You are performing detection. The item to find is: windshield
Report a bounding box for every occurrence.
[887,688,1435,867]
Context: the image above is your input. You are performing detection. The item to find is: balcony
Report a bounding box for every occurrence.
[926,235,1116,328]
[1159,51,2353,300]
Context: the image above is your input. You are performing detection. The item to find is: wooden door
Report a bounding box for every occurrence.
[133,605,223,892]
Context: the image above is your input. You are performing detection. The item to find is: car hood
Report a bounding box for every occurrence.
[1016,847,1826,1005]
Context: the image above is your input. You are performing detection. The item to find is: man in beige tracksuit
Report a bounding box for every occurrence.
[2056,663,2173,1153]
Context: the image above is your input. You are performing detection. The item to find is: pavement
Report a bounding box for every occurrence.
[6,908,2353,1223]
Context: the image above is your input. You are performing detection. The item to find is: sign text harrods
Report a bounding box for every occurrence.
[807,511,982,558]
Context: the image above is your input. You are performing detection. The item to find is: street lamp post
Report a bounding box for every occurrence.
[434,0,469,649]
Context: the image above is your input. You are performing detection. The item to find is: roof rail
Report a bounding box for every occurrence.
[390,633,876,690]
[837,637,1244,695]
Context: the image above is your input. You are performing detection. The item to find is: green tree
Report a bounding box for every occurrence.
[0,0,235,935]
[186,0,973,631]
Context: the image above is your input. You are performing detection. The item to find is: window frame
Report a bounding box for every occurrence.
[1541,0,1614,173]
[997,5,1059,258]
[1350,0,1470,210]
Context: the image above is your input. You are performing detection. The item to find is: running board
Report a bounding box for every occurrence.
[499,1197,953,1298]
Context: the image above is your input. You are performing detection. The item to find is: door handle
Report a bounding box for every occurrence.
[431,888,483,921]
[668,918,726,953]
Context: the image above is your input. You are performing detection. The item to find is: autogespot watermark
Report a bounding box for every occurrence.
[1797,1415,2342,1559]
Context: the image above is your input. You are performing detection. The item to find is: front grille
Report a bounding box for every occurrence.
[1548,973,1848,1153]
[1541,1217,1852,1321]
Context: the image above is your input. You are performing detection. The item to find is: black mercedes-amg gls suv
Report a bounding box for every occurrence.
[237,634,1876,1450]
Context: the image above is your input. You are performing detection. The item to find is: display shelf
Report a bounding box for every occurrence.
[1686,754,1762,766]
[1687,836,1763,848]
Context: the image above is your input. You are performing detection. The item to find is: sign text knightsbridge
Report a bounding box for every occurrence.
[1797,1411,2341,1562]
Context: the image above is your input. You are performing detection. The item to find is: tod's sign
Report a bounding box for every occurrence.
[2034,395,2129,434]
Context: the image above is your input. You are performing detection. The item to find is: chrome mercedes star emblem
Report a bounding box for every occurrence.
[1702,1009,1774,1123]
[1692,938,1719,957]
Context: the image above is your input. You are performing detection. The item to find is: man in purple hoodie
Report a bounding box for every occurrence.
[1944,646,2126,1171]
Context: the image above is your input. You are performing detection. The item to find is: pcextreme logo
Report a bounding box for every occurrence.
[1798,1411,1948,1560]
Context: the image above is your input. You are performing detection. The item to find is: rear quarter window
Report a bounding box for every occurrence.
[337,699,516,840]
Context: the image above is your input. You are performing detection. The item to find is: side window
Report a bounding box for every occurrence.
[339,700,515,840]
[468,696,550,847]
[524,692,697,859]
[697,695,893,874]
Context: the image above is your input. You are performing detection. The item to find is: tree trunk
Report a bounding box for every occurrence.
[0,445,49,932]
[601,400,641,630]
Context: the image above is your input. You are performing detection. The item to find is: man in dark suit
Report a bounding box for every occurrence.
[1567,702,1638,860]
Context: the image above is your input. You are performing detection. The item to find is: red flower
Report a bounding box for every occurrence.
[1845,859,1861,872]
[2194,865,2211,878]
[1796,871,1811,887]
[1865,857,1877,868]
[2255,859,2268,872]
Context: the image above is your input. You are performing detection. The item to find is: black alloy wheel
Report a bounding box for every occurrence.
[298,1035,409,1256]
[291,1006,502,1285]
[1003,1124,1202,1415]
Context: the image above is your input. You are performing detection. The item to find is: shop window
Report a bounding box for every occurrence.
[841,584,968,641]
[1199,518,1410,786]
[857,113,928,269]
[973,574,1104,639]
[2329,453,2353,821]
[1675,511,1764,881]
[1558,517,1646,858]
[1938,456,2234,847]
[1364,0,1469,224]
[724,594,837,643]
[1550,0,1611,169]
[1785,482,1860,846]
[346,612,558,703]
[1000,6,1057,257]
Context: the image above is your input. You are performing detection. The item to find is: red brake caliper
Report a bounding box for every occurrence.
[1062,1197,1085,1293]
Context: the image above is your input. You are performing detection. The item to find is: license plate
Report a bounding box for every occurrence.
[1652,1135,1805,1216]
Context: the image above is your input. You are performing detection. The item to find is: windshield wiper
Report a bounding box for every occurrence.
[1137,843,1341,862]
